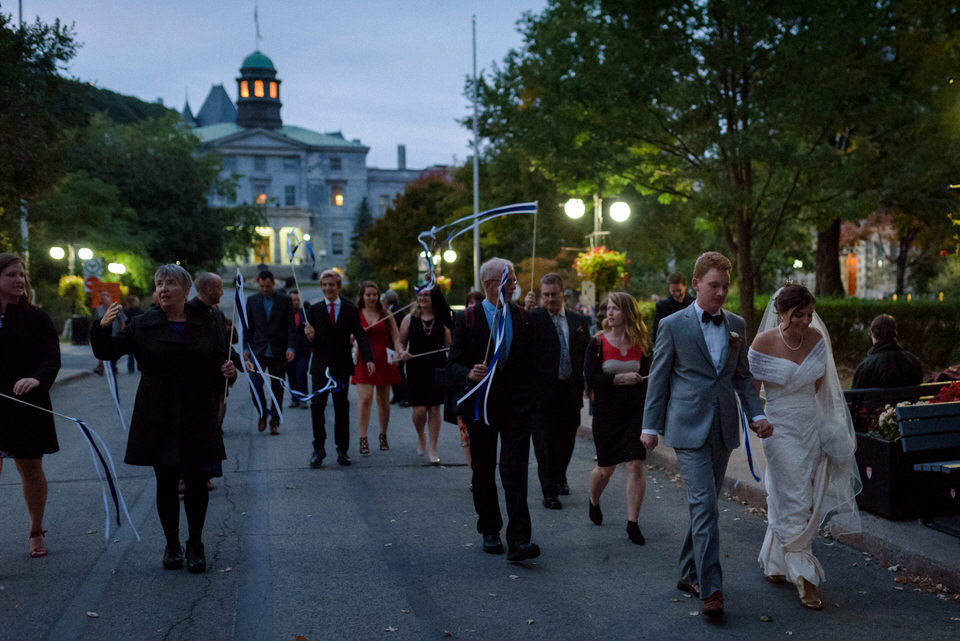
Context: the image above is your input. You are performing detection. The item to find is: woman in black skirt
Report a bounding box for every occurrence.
[0,253,61,558]
[92,264,236,573]
[584,292,650,545]
[398,288,451,464]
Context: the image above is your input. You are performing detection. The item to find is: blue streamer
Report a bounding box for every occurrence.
[735,393,763,484]
[234,270,283,424]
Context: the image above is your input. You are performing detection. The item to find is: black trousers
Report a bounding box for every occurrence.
[250,354,286,424]
[467,411,533,547]
[311,370,351,453]
[531,379,582,497]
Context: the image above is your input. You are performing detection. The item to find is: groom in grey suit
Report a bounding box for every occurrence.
[642,251,772,619]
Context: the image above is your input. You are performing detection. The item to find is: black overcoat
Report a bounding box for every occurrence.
[91,305,228,468]
[0,304,61,456]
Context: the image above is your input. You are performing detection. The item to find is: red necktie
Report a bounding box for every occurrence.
[328,301,336,326]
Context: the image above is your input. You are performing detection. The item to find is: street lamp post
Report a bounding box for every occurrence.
[564,195,631,249]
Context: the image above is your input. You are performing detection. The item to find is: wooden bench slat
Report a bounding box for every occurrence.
[897,402,960,420]
[899,416,960,436]
[913,461,960,474]
[901,433,960,452]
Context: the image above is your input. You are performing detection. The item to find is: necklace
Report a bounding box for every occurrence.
[422,317,435,335]
[778,325,803,351]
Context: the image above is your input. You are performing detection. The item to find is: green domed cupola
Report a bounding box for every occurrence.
[236,50,282,129]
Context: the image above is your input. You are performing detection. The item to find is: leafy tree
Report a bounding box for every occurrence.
[346,197,374,284]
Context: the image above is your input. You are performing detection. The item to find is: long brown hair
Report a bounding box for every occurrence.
[0,253,32,308]
[355,280,384,314]
[601,291,648,353]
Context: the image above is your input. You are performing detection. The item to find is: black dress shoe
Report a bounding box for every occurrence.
[185,539,206,574]
[559,482,570,496]
[626,520,645,545]
[162,543,183,570]
[542,496,563,510]
[309,450,324,468]
[337,450,352,466]
[507,542,541,563]
[589,500,603,525]
[482,533,504,554]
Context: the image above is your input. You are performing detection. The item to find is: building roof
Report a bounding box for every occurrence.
[195,84,237,127]
[194,122,368,150]
[241,50,275,71]
[180,100,197,126]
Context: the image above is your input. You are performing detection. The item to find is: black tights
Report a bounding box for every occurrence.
[154,466,209,547]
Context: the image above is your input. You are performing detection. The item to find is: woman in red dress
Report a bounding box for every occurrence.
[352,281,402,455]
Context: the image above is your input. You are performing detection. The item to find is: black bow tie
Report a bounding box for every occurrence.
[701,310,723,326]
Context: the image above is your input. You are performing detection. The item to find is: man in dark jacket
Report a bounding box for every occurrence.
[286,290,311,408]
[447,257,540,563]
[652,272,695,344]
[852,314,924,388]
[304,270,374,467]
[524,273,590,509]
[243,270,296,435]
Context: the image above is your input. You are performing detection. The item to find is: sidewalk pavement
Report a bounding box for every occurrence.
[577,406,960,593]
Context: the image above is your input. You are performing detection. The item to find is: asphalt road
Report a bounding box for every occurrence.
[2,372,958,641]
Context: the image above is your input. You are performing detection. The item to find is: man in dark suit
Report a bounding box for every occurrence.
[448,258,540,563]
[524,273,590,509]
[243,270,296,435]
[304,269,374,467]
[652,272,695,344]
[286,290,311,408]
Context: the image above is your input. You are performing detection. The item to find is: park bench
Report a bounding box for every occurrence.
[844,382,953,433]
[896,402,960,513]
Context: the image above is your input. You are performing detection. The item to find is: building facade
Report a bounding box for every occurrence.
[184,50,427,278]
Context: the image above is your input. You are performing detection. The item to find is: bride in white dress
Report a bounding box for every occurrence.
[748,284,861,610]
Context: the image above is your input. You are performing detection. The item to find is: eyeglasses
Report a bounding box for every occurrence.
[485,278,518,286]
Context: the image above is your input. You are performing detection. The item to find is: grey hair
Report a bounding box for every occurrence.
[479,257,514,283]
[155,264,193,291]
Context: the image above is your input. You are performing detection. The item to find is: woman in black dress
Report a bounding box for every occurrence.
[398,288,451,464]
[92,264,236,573]
[0,253,61,558]
[584,292,650,545]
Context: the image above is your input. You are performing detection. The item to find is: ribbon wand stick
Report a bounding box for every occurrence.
[223,301,239,400]
[529,200,538,292]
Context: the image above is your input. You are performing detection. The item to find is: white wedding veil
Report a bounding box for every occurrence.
[757,289,862,537]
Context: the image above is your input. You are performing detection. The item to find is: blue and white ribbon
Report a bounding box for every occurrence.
[102,360,128,430]
[456,266,510,425]
[263,367,345,403]
[0,391,139,542]
[734,392,763,485]
[416,201,537,292]
[234,270,284,425]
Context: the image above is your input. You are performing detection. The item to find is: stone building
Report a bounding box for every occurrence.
[183,50,428,277]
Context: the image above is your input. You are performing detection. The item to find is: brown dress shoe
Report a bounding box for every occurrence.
[257,416,267,432]
[676,580,700,598]
[701,590,724,618]
[269,424,279,435]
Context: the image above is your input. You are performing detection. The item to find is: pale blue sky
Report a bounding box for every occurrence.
[18,0,546,170]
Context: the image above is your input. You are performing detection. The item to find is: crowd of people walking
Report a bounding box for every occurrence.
[1,248,891,623]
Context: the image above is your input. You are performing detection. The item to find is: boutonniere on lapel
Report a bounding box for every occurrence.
[728,331,741,348]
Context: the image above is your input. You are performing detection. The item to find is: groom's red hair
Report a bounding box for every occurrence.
[692,251,732,280]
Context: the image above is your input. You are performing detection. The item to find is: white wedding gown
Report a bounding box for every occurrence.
[749,339,832,592]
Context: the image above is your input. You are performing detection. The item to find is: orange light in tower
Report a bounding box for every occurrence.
[256,193,267,205]
[269,82,278,99]
[254,80,264,97]
[335,193,344,206]
[240,81,249,98]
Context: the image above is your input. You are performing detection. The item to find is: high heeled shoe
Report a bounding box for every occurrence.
[626,520,645,545]
[29,530,48,558]
[379,433,389,451]
[800,578,823,610]
[589,499,603,525]
[359,437,370,456]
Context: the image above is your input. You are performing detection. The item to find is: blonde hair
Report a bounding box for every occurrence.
[601,291,648,353]
[0,253,31,307]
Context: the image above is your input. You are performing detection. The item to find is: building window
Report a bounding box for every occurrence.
[283,156,299,172]
[240,81,249,98]
[254,156,267,172]
[269,81,278,99]
[379,195,389,216]
[223,156,237,171]
[330,157,342,171]
[331,186,344,207]
[254,80,265,97]
[331,232,344,256]
[255,193,267,205]
[284,185,296,206]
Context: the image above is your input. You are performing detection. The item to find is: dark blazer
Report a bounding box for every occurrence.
[531,306,590,409]
[652,293,695,343]
[306,297,374,378]
[187,296,243,375]
[852,341,924,388]
[244,292,295,358]
[0,304,61,457]
[447,301,537,424]
[290,304,310,354]
[91,306,232,468]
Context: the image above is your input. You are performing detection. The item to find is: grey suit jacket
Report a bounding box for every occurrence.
[642,303,762,450]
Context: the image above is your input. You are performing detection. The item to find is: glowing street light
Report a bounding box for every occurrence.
[609,201,631,223]
[563,198,586,219]
[443,248,458,263]
[107,262,126,275]
[77,247,93,260]
[49,246,66,260]
[793,259,803,270]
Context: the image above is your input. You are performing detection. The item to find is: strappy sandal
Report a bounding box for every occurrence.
[29,530,48,558]
[359,437,370,456]
[379,434,389,451]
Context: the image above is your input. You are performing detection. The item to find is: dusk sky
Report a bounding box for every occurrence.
[20,0,547,170]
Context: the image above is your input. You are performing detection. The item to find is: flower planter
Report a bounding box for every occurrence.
[855,432,922,520]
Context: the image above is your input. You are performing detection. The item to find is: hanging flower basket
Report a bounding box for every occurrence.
[573,246,629,295]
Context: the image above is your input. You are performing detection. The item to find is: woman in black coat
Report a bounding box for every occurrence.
[92,264,236,573]
[0,253,61,558]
